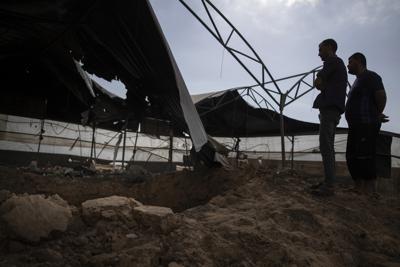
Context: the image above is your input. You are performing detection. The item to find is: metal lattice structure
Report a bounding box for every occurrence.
[178,0,324,167]
[178,0,322,109]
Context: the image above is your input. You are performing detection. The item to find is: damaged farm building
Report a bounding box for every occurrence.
[0,1,400,267]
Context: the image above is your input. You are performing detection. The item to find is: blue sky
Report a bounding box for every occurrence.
[97,0,400,133]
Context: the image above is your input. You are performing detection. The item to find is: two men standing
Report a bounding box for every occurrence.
[311,39,387,196]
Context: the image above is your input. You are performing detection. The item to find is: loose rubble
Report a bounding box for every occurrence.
[0,194,72,242]
[0,165,399,266]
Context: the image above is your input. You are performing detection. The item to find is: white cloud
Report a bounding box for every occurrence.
[342,0,400,25]
[217,0,400,31]
[282,0,319,7]
[223,0,319,8]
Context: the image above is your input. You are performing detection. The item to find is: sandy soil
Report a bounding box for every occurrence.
[0,164,399,267]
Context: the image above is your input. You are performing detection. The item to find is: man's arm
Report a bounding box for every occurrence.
[375,90,386,114]
[314,58,336,91]
[372,73,386,114]
[317,58,336,79]
[375,90,388,122]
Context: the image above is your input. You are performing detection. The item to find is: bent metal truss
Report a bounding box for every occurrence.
[178,0,325,167]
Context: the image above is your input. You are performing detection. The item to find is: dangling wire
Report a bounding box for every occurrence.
[219,47,226,78]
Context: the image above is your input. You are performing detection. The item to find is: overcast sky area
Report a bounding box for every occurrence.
[98,0,400,133]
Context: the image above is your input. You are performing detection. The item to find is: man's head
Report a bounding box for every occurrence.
[347,52,367,75]
[318,39,337,61]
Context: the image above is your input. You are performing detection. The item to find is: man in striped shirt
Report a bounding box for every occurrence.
[345,52,388,194]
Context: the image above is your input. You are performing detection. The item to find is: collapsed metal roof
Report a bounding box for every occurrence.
[0,0,208,150]
[193,90,323,137]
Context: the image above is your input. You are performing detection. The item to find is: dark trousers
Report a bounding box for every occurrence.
[319,108,341,186]
[346,123,381,181]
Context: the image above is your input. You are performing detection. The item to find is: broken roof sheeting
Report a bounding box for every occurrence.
[194,90,323,137]
[0,0,207,150]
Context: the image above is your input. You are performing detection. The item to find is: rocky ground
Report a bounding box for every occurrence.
[0,164,399,267]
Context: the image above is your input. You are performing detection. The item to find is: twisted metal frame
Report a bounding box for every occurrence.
[177,0,326,167]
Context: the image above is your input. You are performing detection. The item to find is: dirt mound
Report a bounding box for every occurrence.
[0,166,248,212]
[0,165,399,266]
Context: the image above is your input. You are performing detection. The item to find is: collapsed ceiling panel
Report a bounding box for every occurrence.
[0,0,204,141]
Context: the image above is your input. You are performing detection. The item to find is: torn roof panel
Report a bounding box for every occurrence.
[194,90,324,137]
[0,0,206,145]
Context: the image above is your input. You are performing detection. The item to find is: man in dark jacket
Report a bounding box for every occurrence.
[311,39,348,196]
[345,52,387,194]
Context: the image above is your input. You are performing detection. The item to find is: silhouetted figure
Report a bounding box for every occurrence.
[345,52,388,195]
[311,39,348,196]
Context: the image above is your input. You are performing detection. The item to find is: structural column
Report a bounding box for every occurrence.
[279,93,287,169]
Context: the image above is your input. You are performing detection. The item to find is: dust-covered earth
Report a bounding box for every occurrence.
[0,164,399,267]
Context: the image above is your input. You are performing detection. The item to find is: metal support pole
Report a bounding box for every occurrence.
[131,129,139,165]
[168,126,173,170]
[90,123,96,160]
[234,137,240,167]
[291,135,295,170]
[77,125,83,157]
[184,136,189,168]
[279,93,287,169]
[122,128,127,169]
[121,118,129,168]
[37,99,48,153]
[93,127,97,159]
[37,119,45,153]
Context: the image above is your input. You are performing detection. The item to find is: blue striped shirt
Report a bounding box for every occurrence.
[345,70,385,125]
